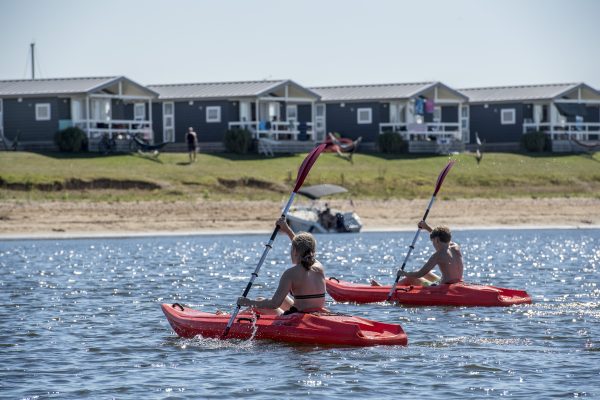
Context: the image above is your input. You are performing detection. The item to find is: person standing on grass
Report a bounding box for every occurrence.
[186,127,198,163]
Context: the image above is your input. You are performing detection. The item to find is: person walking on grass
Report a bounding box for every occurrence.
[186,127,198,163]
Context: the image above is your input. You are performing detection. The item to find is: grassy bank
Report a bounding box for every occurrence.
[0,151,599,202]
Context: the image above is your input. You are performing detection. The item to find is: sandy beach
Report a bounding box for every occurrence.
[0,197,598,239]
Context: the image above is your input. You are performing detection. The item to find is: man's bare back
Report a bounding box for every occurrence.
[398,221,464,285]
[430,242,463,284]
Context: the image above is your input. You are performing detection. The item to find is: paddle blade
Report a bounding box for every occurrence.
[433,160,455,196]
[293,143,327,192]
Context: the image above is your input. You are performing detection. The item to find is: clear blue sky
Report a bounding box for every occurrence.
[1,0,598,88]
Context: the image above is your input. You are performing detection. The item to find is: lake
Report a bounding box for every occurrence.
[1,229,598,399]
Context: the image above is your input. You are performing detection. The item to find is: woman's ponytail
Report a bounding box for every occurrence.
[292,232,317,270]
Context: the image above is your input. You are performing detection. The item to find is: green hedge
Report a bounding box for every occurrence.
[521,131,550,152]
[224,129,254,154]
[377,131,408,154]
[54,127,88,152]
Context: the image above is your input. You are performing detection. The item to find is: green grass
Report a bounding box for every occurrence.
[0,151,599,202]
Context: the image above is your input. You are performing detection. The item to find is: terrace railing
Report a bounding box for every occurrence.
[73,119,153,141]
[228,120,314,141]
[523,122,600,140]
[380,122,462,141]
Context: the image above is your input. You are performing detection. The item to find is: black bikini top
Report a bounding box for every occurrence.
[291,293,326,300]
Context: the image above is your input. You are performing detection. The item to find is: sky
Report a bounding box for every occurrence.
[0,0,599,88]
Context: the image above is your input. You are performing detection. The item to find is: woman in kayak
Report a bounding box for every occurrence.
[237,216,327,315]
[371,221,463,286]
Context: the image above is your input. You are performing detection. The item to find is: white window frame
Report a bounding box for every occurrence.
[206,106,221,123]
[134,103,146,121]
[35,103,51,121]
[501,108,516,125]
[357,107,372,124]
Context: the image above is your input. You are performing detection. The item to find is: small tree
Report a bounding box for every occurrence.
[377,131,407,154]
[54,127,88,152]
[521,131,550,152]
[224,128,253,154]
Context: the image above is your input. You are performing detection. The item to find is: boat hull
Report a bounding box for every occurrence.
[326,278,532,307]
[161,303,407,346]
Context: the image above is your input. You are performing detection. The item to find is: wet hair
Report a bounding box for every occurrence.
[430,226,451,243]
[292,232,317,270]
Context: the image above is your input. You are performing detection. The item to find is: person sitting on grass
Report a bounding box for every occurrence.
[371,220,463,287]
[237,216,327,315]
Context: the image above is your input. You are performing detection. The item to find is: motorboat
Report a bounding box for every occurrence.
[287,184,362,233]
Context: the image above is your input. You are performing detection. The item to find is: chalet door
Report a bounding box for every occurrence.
[239,101,252,125]
[460,105,470,143]
[162,102,175,142]
[315,103,326,141]
[389,102,399,124]
[0,99,3,138]
[268,102,280,121]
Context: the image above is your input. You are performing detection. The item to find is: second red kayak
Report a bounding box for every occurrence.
[162,303,407,346]
[326,277,532,307]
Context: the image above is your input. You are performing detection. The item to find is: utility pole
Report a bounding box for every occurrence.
[30,42,35,80]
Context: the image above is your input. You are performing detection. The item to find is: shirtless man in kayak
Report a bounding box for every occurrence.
[398,221,463,285]
[371,221,463,286]
[237,216,327,315]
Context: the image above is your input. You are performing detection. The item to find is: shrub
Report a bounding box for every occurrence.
[521,131,550,152]
[224,128,253,154]
[377,131,407,154]
[54,127,88,152]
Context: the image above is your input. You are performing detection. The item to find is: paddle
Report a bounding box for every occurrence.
[386,160,455,301]
[223,143,327,337]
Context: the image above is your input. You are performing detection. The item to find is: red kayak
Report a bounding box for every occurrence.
[326,278,532,307]
[162,303,407,346]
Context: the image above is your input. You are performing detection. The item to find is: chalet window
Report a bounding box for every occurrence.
[134,103,146,120]
[357,108,372,124]
[35,103,51,121]
[206,106,221,123]
[501,108,516,125]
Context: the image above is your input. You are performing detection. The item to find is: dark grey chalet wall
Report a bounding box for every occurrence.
[173,100,235,143]
[469,103,524,143]
[2,96,67,142]
[324,102,385,142]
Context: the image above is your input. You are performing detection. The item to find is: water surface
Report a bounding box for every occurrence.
[1,229,598,398]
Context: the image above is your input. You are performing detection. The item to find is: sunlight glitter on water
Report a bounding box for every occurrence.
[0,229,599,399]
